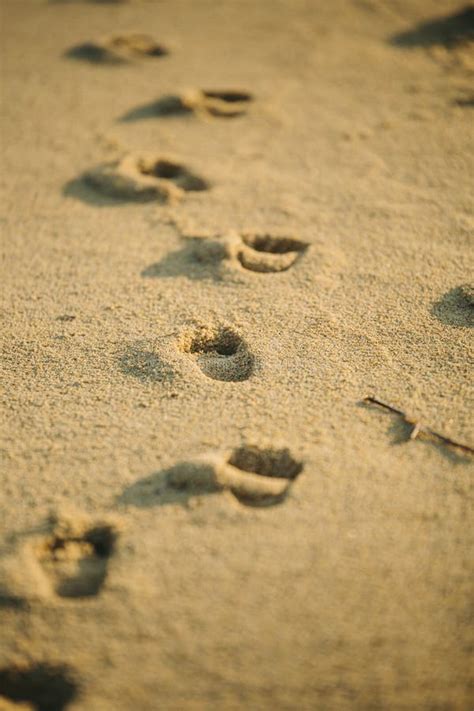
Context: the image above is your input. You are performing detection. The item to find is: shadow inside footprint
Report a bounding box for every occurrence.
[226,446,303,507]
[389,5,474,48]
[38,525,116,598]
[432,285,474,327]
[120,462,220,509]
[203,90,252,103]
[140,158,209,192]
[180,326,255,382]
[0,663,78,711]
[118,346,175,383]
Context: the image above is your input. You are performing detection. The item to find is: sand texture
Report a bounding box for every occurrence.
[0,0,473,709]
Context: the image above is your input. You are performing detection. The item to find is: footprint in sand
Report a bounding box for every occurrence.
[82,153,210,204]
[35,518,117,599]
[0,663,78,711]
[179,325,254,382]
[120,89,254,122]
[235,233,309,273]
[221,446,304,506]
[142,233,309,280]
[195,232,309,274]
[121,447,303,509]
[65,33,169,64]
[170,446,303,507]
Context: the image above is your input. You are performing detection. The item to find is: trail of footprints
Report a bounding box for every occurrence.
[3,8,474,711]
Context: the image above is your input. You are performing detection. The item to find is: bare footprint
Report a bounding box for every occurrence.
[236,233,309,273]
[222,446,303,506]
[121,89,253,121]
[35,519,117,598]
[179,325,254,382]
[142,232,309,280]
[66,33,168,63]
[83,153,210,203]
[164,447,303,507]
[0,664,77,711]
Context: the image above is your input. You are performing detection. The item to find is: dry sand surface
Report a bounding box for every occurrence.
[1,0,473,709]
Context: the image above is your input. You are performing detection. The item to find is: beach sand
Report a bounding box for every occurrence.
[0,1,473,709]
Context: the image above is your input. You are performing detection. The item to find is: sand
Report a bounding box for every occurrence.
[0,0,473,709]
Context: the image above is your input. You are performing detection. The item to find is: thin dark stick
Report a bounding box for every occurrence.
[363,396,474,456]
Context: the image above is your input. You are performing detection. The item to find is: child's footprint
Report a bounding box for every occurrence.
[66,33,168,63]
[0,663,78,711]
[179,325,255,382]
[83,153,210,203]
[121,89,253,121]
[36,519,117,598]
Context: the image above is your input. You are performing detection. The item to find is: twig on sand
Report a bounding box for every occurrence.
[363,396,474,456]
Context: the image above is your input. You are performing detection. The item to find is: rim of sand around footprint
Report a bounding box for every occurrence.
[84,153,210,203]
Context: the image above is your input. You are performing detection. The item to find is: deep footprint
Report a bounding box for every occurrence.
[180,326,254,382]
[225,446,303,506]
[37,524,117,598]
[83,153,209,203]
[237,233,309,273]
[0,664,78,711]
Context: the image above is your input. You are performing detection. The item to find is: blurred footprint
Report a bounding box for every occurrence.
[35,517,118,599]
[121,446,303,509]
[65,153,210,205]
[65,33,168,64]
[120,89,253,122]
